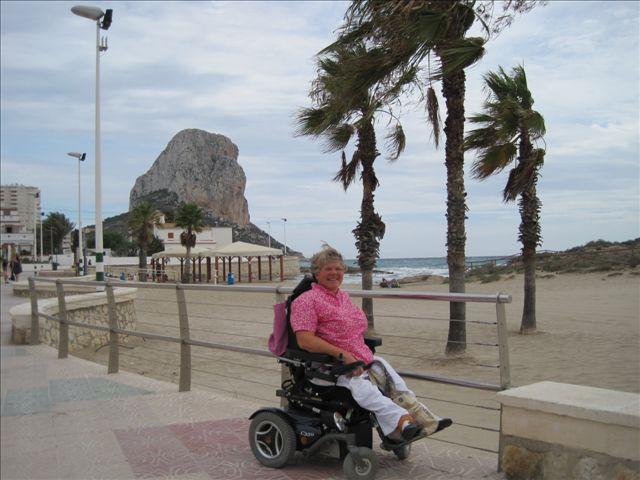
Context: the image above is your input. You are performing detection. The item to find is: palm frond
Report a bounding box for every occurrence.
[385,123,406,161]
[294,107,329,137]
[464,126,499,151]
[438,37,486,78]
[483,66,513,100]
[524,110,546,139]
[471,143,518,179]
[323,123,355,153]
[426,85,441,148]
[511,64,534,108]
[333,151,361,190]
[503,158,538,201]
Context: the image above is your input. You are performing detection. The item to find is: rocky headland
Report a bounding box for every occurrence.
[104,128,299,255]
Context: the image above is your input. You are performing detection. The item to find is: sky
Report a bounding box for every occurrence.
[1,1,638,259]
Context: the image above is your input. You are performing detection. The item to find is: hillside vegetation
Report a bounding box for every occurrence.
[468,238,640,283]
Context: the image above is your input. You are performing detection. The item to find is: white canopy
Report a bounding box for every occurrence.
[210,241,282,257]
[151,241,282,260]
[151,245,219,260]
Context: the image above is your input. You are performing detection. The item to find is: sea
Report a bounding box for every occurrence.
[299,256,509,285]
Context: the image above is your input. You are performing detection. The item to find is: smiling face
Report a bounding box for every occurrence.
[316,261,345,293]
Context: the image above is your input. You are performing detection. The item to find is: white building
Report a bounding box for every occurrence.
[0,184,41,260]
[153,211,232,253]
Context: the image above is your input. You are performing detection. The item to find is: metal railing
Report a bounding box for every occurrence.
[27,276,512,457]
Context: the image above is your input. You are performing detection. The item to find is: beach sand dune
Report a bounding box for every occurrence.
[71,269,639,454]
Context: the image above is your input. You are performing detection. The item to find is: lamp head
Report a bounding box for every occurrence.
[67,152,86,161]
[71,5,104,21]
[101,9,113,30]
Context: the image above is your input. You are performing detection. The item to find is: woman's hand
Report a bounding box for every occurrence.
[341,351,364,377]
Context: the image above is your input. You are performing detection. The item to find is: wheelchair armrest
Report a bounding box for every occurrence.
[285,348,335,365]
[364,336,382,349]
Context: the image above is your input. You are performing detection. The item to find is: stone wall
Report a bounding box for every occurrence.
[497,381,640,480]
[10,288,138,353]
[12,276,97,298]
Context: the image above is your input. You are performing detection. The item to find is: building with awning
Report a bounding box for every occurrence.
[211,241,284,282]
[151,241,286,283]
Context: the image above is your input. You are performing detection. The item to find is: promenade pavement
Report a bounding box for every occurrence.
[1,275,505,479]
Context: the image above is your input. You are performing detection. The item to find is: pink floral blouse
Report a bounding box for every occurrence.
[290,283,374,363]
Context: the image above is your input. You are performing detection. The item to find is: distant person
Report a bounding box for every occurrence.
[389,278,400,288]
[380,278,389,288]
[2,257,8,284]
[11,255,22,282]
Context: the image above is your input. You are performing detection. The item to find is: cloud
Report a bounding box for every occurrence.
[1,0,638,259]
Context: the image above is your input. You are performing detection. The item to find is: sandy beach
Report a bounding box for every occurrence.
[68,268,640,453]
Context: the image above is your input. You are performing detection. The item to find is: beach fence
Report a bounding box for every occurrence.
[25,277,512,460]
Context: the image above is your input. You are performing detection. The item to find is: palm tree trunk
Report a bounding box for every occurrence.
[520,183,539,333]
[185,247,192,284]
[354,119,383,331]
[442,62,467,355]
[138,248,147,282]
[518,135,540,334]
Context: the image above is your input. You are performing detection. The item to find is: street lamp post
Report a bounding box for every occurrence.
[40,211,44,263]
[281,218,287,256]
[68,152,86,276]
[266,221,271,248]
[71,5,112,282]
[32,194,38,261]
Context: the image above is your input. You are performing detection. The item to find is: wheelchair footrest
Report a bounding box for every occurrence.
[379,431,428,451]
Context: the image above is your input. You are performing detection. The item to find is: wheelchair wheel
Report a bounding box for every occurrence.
[393,443,411,460]
[343,447,378,480]
[249,412,296,468]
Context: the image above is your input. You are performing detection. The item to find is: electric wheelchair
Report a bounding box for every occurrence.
[248,276,429,480]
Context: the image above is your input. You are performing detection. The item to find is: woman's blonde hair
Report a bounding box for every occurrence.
[309,245,345,275]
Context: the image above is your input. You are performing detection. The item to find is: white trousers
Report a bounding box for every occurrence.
[336,355,411,435]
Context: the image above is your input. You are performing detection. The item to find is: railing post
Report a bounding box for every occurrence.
[55,281,69,359]
[276,290,289,408]
[28,277,40,345]
[106,283,119,374]
[496,296,511,389]
[176,284,191,392]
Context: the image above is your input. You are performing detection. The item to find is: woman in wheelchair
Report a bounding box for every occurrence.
[249,245,452,479]
[291,246,452,442]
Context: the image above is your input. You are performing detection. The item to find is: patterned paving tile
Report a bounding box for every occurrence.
[115,424,204,478]
[0,346,29,357]
[49,377,96,403]
[48,377,152,403]
[1,387,51,416]
[0,412,55,442]
[52,408,111,436]
[97,395,163,430]
[90,377,154,399]
[56,430,130,466]
[0,445,59,479]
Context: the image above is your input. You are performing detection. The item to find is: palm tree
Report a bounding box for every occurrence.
[325,0,541,354]
[128,202,160,282]
[296,42,416,330]
[175,203,205,284]
[42,212,74,255]
[327,1,487,354]
[465,64,546,334]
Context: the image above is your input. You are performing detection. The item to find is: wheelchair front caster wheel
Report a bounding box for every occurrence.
[249,412,296,468]
[343,447,378,480]
[393,442,411,460]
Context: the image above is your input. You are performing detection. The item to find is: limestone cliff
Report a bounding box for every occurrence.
[129,129,250,226]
